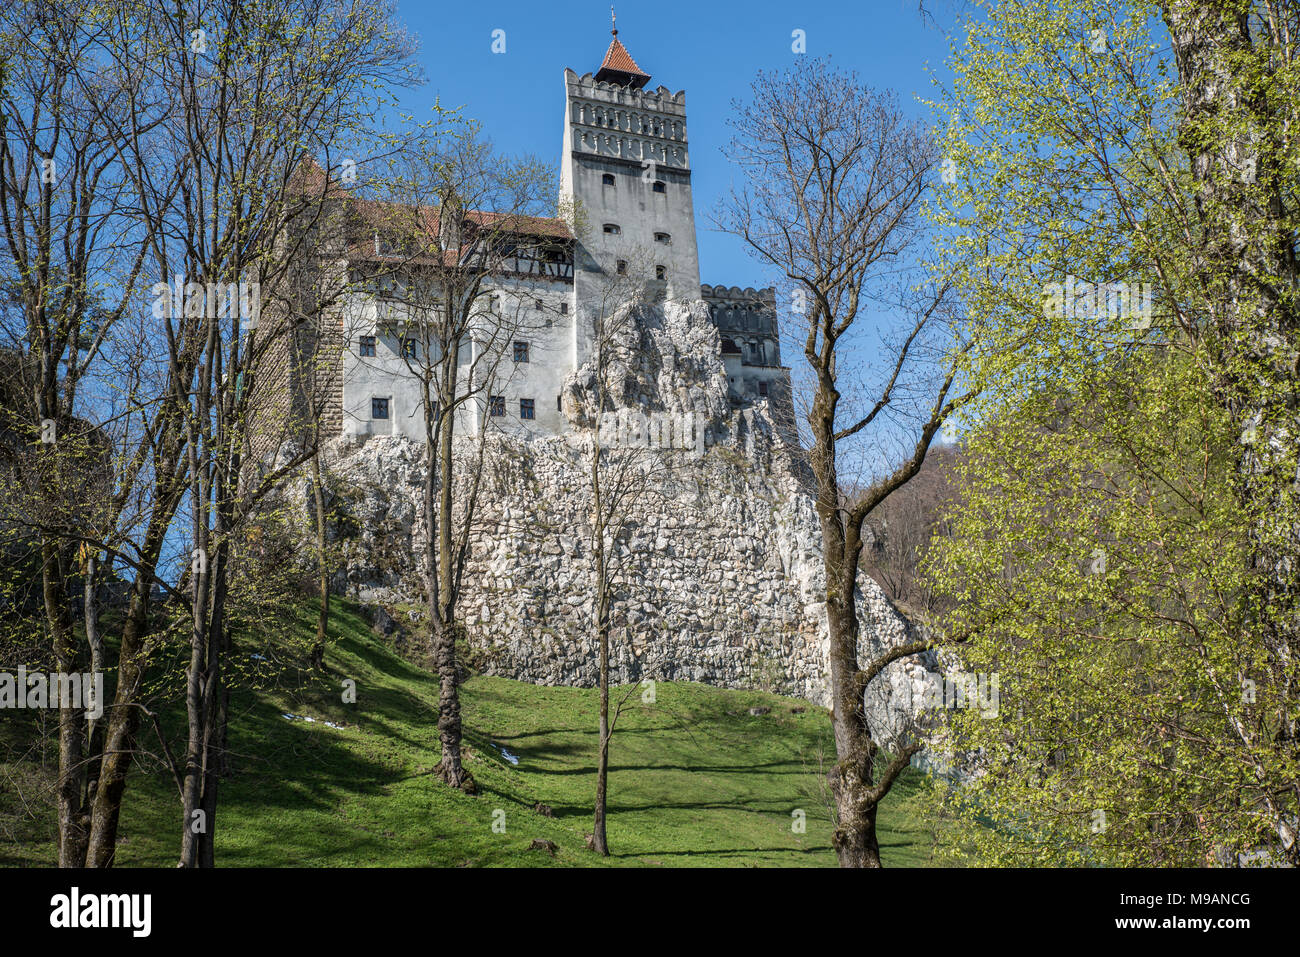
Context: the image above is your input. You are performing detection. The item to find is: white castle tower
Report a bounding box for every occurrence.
[561,17,702,364]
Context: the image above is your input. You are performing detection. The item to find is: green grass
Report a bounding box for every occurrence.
[2,599,941,867]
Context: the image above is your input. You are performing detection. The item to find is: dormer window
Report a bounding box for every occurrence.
[652,181,666,193]
[602,173,615,187]
[603,223,621,235]
[654,232,671,244]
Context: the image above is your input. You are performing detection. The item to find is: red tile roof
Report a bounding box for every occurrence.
[596,35,650,86]
[600,36,646,76]
[341,197,572,267]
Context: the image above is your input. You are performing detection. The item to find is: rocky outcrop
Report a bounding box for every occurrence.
[306,297,943,746]
[284,299,956,754]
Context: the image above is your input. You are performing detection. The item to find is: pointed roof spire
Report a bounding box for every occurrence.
[595,8,650,88]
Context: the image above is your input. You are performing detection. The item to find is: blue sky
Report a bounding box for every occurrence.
[391,0,957,289]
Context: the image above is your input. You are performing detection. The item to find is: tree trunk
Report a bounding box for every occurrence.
[46,536,88,867]
[1164,0,1300,858]
[179,520,210,868]
[822,538,883,868]
[85,578,152,867]
[428,394,473,792]
[310,451,329,670]
[82,553,104,826]
[592,615,611,856]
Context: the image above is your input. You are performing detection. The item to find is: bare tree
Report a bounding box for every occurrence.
[563,250,684,856]
[20,0,416,867]
[716,60,971,867]
[355,122,558,791]
[0,0,156,866]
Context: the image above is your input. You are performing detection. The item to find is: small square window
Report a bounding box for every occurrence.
[402,338,417,359]
[534,298,544,310]
[602,173,615,186]
[652,181,666,193]
[359,335,376,357]
[489,395,505,417]
[520,398,535,420]
[371,397,389,419]
[513,341,530,363]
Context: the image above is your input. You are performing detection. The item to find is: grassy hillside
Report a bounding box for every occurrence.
[1,599,940,867]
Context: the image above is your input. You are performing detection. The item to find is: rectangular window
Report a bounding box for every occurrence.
[371,397,389,419]
[513,341,529,363]
[556,395,562,411]
[489,395,505,417]
[520,398,535,420]
[758,381,769,397]
[402,338,417,359]
[652,181,666,193]
[359,335,376,357]
[560,302,569,315]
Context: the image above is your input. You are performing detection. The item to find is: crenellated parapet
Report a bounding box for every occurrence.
[700,284,776,305]
[564,68,689,170]
[564,68,687,112]
[701,284,779,338]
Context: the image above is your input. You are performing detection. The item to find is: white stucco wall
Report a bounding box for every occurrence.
[339,277,578,442]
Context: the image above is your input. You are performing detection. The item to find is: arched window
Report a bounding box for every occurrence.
[603,223,621,235]
[654,232,671,244]
[602,173,615,187]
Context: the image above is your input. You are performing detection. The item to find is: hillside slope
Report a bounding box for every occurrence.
[1,599,938,867]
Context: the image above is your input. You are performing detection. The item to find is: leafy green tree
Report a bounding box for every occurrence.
[924,0,1299,864]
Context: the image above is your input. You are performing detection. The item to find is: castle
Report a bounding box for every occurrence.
[313,24,791,442]
[260,26,937,739]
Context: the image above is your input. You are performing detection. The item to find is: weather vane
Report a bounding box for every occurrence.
[611,6,617,36]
